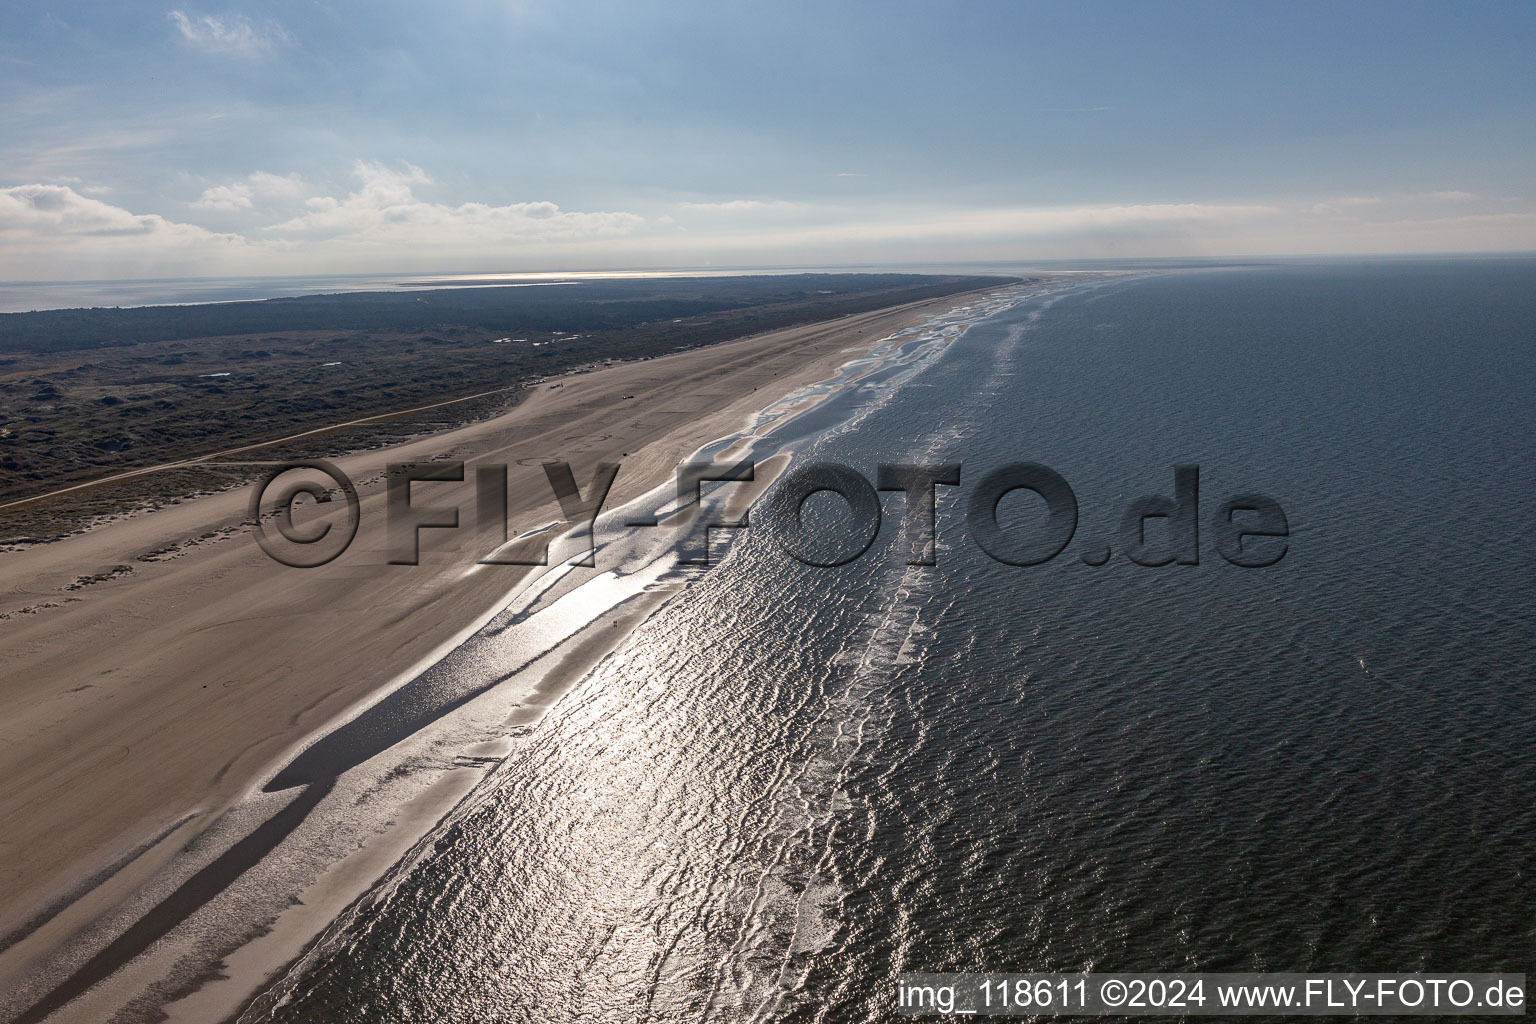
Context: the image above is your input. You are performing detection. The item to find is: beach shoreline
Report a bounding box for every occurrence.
[0,285,1016,1021]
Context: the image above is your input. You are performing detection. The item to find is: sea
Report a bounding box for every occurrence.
[14,259,1534,1023]
[204,258,1535,1022]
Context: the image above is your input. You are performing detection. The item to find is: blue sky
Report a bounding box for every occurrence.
[2,0,1534,279]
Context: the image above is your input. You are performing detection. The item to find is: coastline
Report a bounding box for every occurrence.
[0,284,1022,1021]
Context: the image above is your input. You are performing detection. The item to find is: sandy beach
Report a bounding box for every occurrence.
[0,289,998,995]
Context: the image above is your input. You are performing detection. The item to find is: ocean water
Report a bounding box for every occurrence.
[242,261,1536,1022]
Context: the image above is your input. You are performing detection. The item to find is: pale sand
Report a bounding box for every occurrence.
[0,291,992,961]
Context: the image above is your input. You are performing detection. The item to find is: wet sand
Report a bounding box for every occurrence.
[0,290,996,1007]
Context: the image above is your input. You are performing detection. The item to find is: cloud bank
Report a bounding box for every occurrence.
[265,162,645,247]
[2,166,1533,280]
[0,182,247,278]
[1,183,240,244]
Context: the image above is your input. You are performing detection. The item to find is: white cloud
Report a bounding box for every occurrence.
[0,183,247,277]
[248,171,309,198]
[0,163,651,277]
[2,184,226,240]
[193,171,310,210]
[1429,190,1477,202]
[168,10,288,57]
[266,161,644,246]
[193,183,253,210]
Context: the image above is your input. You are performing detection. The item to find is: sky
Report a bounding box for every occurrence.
[2,0,1534,280]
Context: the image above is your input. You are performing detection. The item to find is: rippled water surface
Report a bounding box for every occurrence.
[248,261,1536,1022]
